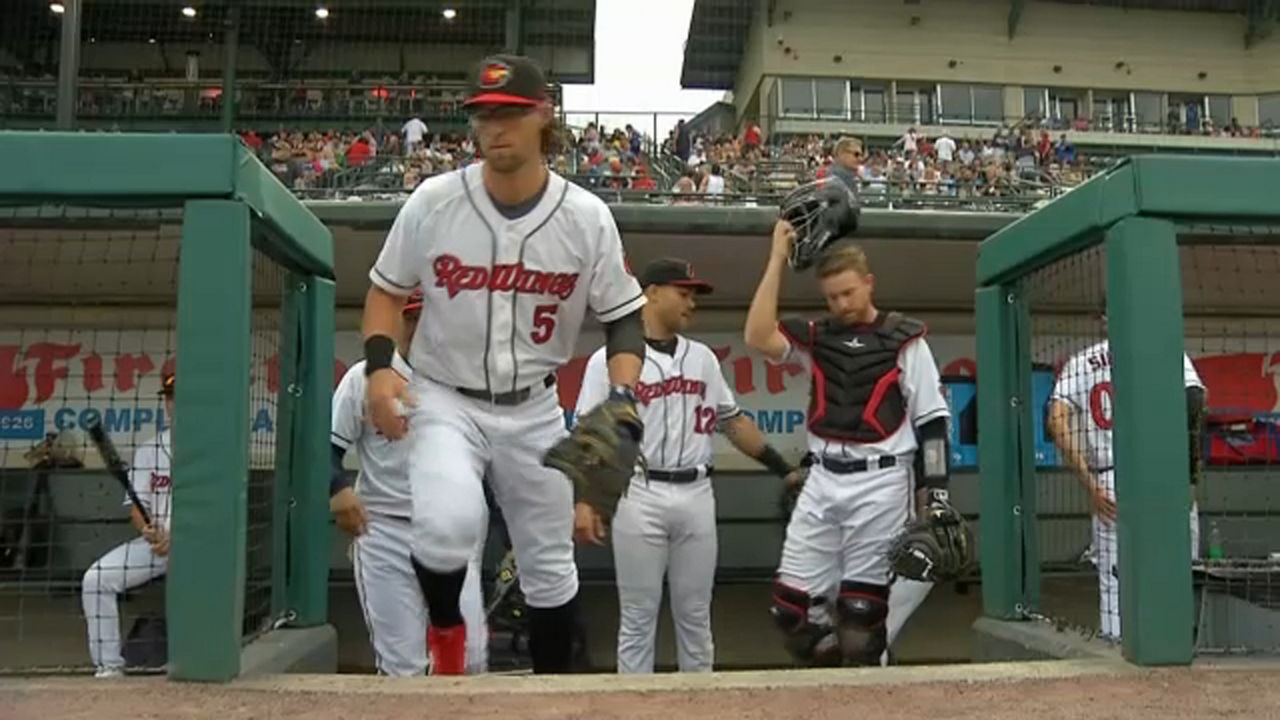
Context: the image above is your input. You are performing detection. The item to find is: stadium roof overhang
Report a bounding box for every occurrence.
[680,0,1276,91]
[0,0,597,82]
[1011,0,1273,47]
[680,0,753,90]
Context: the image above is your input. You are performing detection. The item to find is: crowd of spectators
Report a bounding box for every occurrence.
[243,116,661,196]
[811,124,1090,198]
[562,121,657,192]
[242,107,1268,207]
[660,118,1096,201]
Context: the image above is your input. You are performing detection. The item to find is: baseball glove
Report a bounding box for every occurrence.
[887,490,974,582]
[542,391,643,520]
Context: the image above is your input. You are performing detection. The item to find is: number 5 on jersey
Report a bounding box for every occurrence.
[531,304,559,344]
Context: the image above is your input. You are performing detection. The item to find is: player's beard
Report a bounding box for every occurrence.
[484,148,530,175]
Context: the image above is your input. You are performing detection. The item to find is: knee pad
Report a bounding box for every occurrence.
[771,581,841,667]
[835,581,888,666]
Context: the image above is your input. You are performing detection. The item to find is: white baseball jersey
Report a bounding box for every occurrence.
[781,331,950,460]
[331,353,414,517]
[1050,340,1204,471]
[369,165,645,394]
[128,429,172,532]
[575,338,740,471]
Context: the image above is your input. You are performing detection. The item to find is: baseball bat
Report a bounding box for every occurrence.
[85,418,152,527]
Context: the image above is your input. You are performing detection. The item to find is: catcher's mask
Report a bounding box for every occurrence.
[779,177,861,271]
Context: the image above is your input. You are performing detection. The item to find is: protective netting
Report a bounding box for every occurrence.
[0,206,178,675]
[1178,226,1280,655]
[1021,243,1110,641]
[1,0,576,127]
[243,244,286,644]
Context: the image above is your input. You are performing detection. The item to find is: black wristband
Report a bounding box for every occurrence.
[363,335,396,376]
[330,472,353,498]
[756,445,793,478]
[608,384,637,404]
[329,444,352,498]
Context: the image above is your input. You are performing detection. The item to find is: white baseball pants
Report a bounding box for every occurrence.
[611,475,717,673]
[82,537,167,671]
[1092,469,1200,640]
[407,377,578,609]
[778,463,911,595]
[352,512,488,676]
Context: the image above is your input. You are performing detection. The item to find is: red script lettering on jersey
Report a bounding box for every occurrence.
[635,376,707,406]
[433,254,579,300]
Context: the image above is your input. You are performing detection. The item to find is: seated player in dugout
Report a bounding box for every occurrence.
[574,258,803,673]
[1046,308,1206,641]
[330,288,489,676]
[82,372,175,678]
[743,179,960,667]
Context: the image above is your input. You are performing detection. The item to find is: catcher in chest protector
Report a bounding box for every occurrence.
[744,178,973,667]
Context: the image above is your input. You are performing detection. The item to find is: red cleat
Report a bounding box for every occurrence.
[427,624,466,675]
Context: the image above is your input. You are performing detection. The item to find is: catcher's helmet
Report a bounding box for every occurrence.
[779,177,861,271]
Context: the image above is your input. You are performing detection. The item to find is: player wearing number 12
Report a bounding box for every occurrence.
[575,259,799,673]
[360,54,647,675]
[1047,324,1206,641]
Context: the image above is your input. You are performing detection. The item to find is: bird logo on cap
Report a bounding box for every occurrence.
[478,61,511,89]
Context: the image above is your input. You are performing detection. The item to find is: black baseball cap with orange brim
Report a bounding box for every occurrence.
[639,258,714,295]
[463,54,549,108]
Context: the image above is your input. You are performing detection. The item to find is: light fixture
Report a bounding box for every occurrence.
[182,6,197,18]
[315,6,329,19]
[148,37,157,44]
[442,8,457,20]
[49,2,65,14]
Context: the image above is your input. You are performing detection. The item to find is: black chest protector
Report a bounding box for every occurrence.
[783,312,926,443]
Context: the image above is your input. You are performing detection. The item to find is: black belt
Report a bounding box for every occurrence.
[456,374,555,406]
[820,455,897,475]
[1092,465,1115,473]
[647,466,713,483]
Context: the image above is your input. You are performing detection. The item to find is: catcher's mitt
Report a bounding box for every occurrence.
[887,490,974,582]
[542,390,643,520]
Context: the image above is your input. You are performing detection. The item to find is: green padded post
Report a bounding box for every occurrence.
[976,285,1023,618]
[288,275,335,625]
[1106,216,1194,666]
[1013,286,1040,614]
[171,200,252,681]
[270,273,301,623]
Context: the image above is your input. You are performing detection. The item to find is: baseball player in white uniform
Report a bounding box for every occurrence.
[82,372,175,678]
[1047,327,1205,640]
[330,290,488,675]
[360,54,647,675]
[575,258,799,674]
[745,231,953,667]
